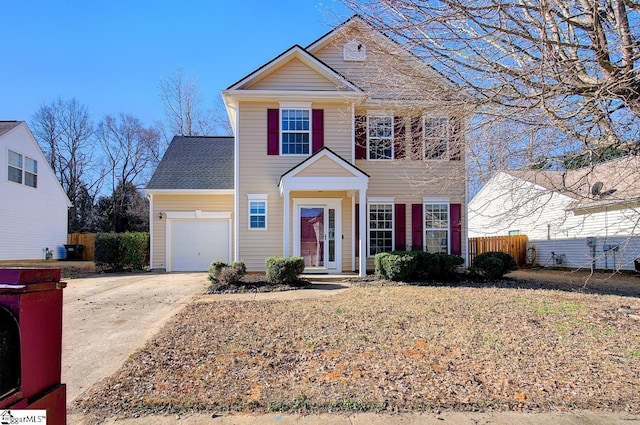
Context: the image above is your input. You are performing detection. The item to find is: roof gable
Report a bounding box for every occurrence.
[226,45,361,93]
[0,121,21,137]
[146,136,234,191]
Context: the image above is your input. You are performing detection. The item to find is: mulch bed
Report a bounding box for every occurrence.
[204,273,312,294]
[74,278,640,421]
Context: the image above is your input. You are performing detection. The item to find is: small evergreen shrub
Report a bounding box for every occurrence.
[378,252,416,281]
[265,256,305,284]
[472,251,517,280]
[208,261,246,284]
[374,250,464,282]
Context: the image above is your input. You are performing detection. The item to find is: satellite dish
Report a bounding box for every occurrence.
[591,181,604,196]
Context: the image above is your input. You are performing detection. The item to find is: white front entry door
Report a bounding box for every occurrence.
[294,199,341,272]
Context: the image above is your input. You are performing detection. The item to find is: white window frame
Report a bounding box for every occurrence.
[423,116,451,161]
[7,149,37,188]
[280,103,312,156]
[367,202,394,257]
[367,114,394,161]
[247,194,268,230]
[424,202,450,254]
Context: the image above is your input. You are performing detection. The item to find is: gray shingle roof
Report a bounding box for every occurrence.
[146,136,234,190]
[0,121,22,137]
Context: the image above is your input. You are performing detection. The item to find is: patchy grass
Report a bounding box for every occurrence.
[75,284,640,421]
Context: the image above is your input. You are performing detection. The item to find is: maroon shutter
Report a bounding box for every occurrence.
[450,117,462,161]
[450,203,462,255]
[394,204,406,251]
[267,109,279,155]
[394,117,405,159]
[412,203,423,251]
[355,203,360,257]
[355,115,366,160]
[312,109,324,153]
[410,117,423,160]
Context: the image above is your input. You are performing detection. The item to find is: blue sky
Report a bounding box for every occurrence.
[0,1,351,129]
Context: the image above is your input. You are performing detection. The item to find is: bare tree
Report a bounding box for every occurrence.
[159,67,231,138]
[342,1,640,158]
[31,98,101,231]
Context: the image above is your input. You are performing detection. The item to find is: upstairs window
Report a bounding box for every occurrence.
[281,109,310,155]
[424,117,451,160]
[368,116,393,160]
[8,150,37,188]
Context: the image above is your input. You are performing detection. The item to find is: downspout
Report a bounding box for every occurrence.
[148,193,154,269]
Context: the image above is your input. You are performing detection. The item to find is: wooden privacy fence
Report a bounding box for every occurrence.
[468,235,528,267]
[67,233,96,261]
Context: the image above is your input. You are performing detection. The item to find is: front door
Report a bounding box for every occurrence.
[294,199,341,272]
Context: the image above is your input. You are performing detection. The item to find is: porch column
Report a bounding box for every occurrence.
[283,189,290,257]
[359,189,367,276]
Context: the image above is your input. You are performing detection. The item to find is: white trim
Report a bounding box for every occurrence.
[350,104,355,163]
[247,195,268,230]
[423,196,450,203]
[149,194,155,269]
[292,198,342,273]
[367,202,395,258]
[368,197,395,203]
[165,211,232,219]
[145,189,234,195]
[351,195,356,272]
[222,90,365,102]
[234,104,240,262]
[280,101,312,109]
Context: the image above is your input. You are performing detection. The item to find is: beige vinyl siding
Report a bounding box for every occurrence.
[150,194,233,270]
[295,156,356,177]
[246,58,339,91]
[237,102,354,271]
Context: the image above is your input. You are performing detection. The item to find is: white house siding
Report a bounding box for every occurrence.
[245,58,338,91]
[149,193,234,270]
[0,124,70,260]
[529,236,640,271]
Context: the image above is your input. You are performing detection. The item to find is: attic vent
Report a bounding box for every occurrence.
[344,40,366,61]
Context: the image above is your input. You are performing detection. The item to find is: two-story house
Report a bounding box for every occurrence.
[146,16,469,275]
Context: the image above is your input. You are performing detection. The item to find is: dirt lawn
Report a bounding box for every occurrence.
[74,270,640,422]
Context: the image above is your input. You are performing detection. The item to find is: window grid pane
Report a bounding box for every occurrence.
[282,109,310,155]
[369,204,393,256]
[249,201,266,229]
[424,117,449,160]
[425,204,448,253]
[368,116,393,160]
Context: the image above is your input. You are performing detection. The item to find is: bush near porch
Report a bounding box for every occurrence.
[375,251,464,282]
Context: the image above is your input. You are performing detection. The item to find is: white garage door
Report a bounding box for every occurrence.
[170,219,230,271]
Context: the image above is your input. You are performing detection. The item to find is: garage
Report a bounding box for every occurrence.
[169,218,230,271]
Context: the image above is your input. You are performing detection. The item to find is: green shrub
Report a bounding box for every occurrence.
[374,250,464,282]
[208,260,246,284]
[472,251,517,280]
[94,232,149,271]
[265,256,305,284]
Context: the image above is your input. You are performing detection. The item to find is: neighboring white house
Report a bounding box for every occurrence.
[0,121,71,260]
[469,155,640,271]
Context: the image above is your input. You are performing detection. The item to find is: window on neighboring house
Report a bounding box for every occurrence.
[8,150,37,188]
[424,117,450,160]
[368,203,393,256]
[248,194,268,229]
[368,116,393,160]
[281,109,310,155]
[425,203,449,253]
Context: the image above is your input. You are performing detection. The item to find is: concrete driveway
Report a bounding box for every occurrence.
[62,272,207,405]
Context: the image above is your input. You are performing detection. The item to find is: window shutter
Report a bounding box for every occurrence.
[355,203,360,257]
[394,204,406,251]
[450,117,462,161]
[410,117,423,160]
[267,109,279,155]
[450,203,462,255]
[312,109,324,153]
[411,203,423,251]
[354,115,367,160]
[394,117,405,159]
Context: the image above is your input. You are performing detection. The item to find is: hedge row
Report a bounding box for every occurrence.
[94,232,149,271]
[375,251,464,282]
